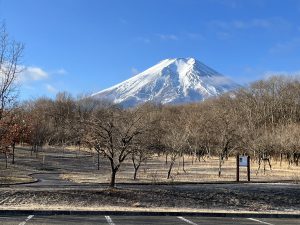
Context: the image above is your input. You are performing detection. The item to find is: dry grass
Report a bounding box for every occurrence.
[0,176,35,184]
[61,155,300,184]
[1,146,300,185]
[1,204,299,214]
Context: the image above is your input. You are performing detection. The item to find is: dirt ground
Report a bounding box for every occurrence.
[0,146,299,184]
[0,146,300,212]
[0,183,300,212]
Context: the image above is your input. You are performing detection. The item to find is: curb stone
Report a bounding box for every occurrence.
[0,210,299,218]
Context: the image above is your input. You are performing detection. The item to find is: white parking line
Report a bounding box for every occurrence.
[105,215,116,225]
[247,218,275,225]
[18,215,34,225]
[177,216,198,225]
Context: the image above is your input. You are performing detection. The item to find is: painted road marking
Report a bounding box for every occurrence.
[177,216,198,225]
[247,218,275,225]
[18,215,34,225]
[105,215,116,225]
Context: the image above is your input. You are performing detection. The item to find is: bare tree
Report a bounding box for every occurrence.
[0,23,24,118]
[87,105,151,187]
[0,22,24,165]
[161,107,189,179]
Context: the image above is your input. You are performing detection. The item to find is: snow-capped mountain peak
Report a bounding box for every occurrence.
[92,57,239,107]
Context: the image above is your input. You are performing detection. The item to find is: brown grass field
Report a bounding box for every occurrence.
[0,146,299,185]
[0,146,300,212]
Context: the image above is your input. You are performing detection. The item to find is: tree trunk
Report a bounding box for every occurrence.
[167,160,175,179]
[218,154,223,177]
[35,145,38,158]
[295,154,299,166]
[133,164,140,180]
[191,151,195,165]
[256,157,261,175]
[109,158,118,188]
[182,155,186,173]
[12,142,15,164]
[5,152,8,169]
[97,151,100,170]
[110,169,117,188]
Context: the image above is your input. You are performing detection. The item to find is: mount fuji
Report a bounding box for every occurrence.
[92,58,240,107]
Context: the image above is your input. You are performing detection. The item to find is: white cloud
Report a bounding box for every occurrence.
[211,76,235,85]
[131,67,139,75]
[231,19,272,29]
[55,68,67,75]
[208,18,291,31]
[45,84,58,93]
[16,66,68,84]
[136,33,180,43]
[19,66,48,82]
[156,34,178,41]
[263,70,300,78]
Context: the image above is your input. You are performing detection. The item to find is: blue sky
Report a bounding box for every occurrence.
[0,0,300,99]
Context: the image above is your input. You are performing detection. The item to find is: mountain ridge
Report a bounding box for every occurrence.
[92,57,240,107]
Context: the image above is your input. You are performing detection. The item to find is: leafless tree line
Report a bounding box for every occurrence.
[5,75,297,187]
[1,22,300,188]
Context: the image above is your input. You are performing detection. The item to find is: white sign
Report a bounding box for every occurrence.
[239,156,248,167]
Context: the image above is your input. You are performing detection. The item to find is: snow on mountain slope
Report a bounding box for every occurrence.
[92,57,240,107]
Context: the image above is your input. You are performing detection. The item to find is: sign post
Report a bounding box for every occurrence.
[236,154,251,182]
[247,156,250,182]
[236,154,239,182]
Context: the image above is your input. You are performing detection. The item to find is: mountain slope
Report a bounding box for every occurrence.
[92,57,239,107]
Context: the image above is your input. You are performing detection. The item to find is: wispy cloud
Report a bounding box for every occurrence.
[19,66,48,82]
[54,68,67,75]
[208,18,292,40]
[263,70,300,78]
[208,18,291,31]
[17,66,68,83]
[209,0,266,9]
[211,76,235,85]
[45,84,58,93]
[156,34,178,41]
[208,0,240,8]
[131,67,139,75]
[216,32,231,40]
[269,37,300,54]
[135,36,151,44]
[185,32,205,40]
[135,32,201,43]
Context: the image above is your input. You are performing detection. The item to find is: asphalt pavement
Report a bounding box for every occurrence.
[0,215,299,225]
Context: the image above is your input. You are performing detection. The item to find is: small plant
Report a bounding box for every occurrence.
[150,170,159,184]
[292,174,299,184]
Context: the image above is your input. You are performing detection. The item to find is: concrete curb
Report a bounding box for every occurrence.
[0,210,299,218]
[0,177,39,187]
